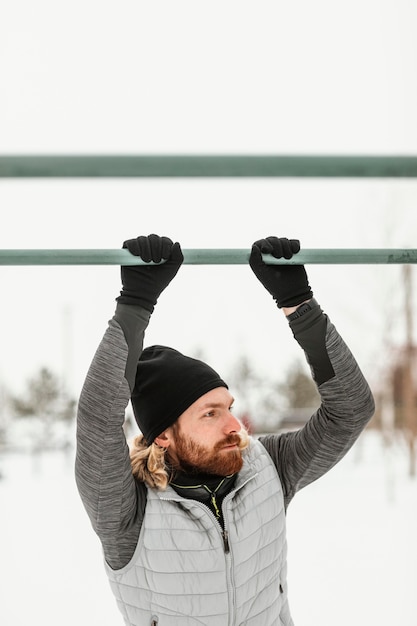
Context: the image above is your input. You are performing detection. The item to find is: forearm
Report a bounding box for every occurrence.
[260,301,375,506]
[75,305,150,567]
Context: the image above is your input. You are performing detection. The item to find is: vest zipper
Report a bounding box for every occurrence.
[161,493,230,553]
[162,473,259,556]
[159,472,259,626]
[221,473,260,625]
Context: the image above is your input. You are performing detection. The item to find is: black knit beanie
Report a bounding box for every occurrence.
[131,345,228,444]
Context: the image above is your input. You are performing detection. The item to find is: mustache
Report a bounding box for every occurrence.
[215,433,243,451]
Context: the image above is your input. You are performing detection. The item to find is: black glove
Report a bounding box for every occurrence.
[117,234,183,312]
[249,236,313,308]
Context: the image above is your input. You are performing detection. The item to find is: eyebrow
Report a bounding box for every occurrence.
[198,397,235,411]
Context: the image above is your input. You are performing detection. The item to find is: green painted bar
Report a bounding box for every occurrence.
[1,155,417,177]
[0,249,416,265]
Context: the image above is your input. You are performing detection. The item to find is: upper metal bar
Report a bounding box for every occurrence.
[0,249,416,265]
[1,155,417,177]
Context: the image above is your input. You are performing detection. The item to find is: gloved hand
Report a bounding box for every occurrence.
[249,236,313,308]
[117,234,184,312]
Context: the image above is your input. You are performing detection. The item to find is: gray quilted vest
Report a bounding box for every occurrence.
[106,438,294,625]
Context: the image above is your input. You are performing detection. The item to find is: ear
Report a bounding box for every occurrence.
[154,430,171,449]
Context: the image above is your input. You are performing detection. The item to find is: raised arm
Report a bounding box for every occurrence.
[75,234,183,569]
[249,236,375,508]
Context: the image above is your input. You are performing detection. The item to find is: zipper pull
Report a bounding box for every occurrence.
[222,529,230,553]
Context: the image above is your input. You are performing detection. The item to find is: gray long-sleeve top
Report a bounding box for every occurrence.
[75,299,375,570]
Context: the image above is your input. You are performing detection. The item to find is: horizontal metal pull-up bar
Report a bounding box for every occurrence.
[1,155,417,178]
[0,249,416,265]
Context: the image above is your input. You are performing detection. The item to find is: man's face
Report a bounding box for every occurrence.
[160,387,248,476]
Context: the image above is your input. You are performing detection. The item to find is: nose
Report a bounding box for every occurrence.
[223,411,241,434]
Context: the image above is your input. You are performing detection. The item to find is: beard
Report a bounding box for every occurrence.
[169,426,249,476]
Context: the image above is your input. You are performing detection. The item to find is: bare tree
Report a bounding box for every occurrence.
[277,360,320,410]
[226,355,320,433]
[9,367,76,448]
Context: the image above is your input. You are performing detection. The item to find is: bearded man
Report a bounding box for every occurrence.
[75,234,374,626]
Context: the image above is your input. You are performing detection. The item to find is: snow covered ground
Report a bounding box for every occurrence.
[0,430,415,626]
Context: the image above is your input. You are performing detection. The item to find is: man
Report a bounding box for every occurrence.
[75,234,374,626]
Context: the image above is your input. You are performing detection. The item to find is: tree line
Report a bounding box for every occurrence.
[0,355,322,449]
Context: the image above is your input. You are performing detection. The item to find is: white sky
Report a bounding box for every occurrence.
[1,0,417,406]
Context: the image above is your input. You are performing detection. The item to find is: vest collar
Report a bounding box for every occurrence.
[170,472,237,504]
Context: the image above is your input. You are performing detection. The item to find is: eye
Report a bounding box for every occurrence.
[202,410,215,418]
